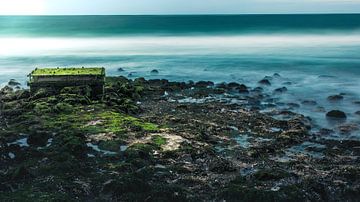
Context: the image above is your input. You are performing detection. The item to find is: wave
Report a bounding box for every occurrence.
[1,33,360,57]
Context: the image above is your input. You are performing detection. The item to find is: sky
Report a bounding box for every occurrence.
[0,0,359,15]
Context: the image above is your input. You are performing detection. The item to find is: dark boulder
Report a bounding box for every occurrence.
[8,79,21,86]
[326,110,347,119]
[258,79,271,86]
[28,131,51,147]
[301,100,317,106]
[195,81,214,88]
[227,82,240,88]
[215,82,227,89]
[236,84,249,94]
[150,69,159,74]
[274,87,287,94]
[327,95,344,101]
[117,67,125,72]
[287,103,300,108]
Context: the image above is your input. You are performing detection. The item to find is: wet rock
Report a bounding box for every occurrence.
[227,82,240,88]
[117,67,125,72]
[16,90,30,99]
[150,69,159,74]
[258,79,271,86]
[317,128,335,136]
[236,84,249,94]
[327,95,344,101]
[287,103,300,108]
[326,110,347,119]
[301,100,317,106]
[8,79,21,86]
[208,157,236,173]
[28,131,51,147]
[274,87,287,94]
[355,111,360,115]
[11,166,32,180]
[273,73,281,78]
[338,124,359,134]
[128,72,136,77]
[215,82,227,89]
[318,75,335,78]
[252,87,263,92]
[195,81,214,88]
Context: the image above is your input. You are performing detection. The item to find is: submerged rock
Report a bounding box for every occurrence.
[326,110,347,119]
[274,87,287,94]
[327,95,344,101]
[8,79,21,86]
[150,69,159,74]
[301,100,317,106]
[258,79,271,86]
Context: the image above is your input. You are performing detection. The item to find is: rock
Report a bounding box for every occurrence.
[287,103,300,108]
[28,131,51,147]
[274,87,287,94]
[128,72,136,77]
[8,79,21,86]
[317,128,335,136]
[337,124,359,134]
[252,87,263,92]
[301,100,317,106]
[195,81,214,88]
[327,95,344,101]
[353,101,360,105]
[227,82,240,88]
[150,69,159,74]
[326,110,347,119]
[258,79,271,86]
[355,111,360,115]
[215,82,227,89]
[117,67,125,72]
[11,166,32,180]
[236,84,249,94]
[16,90,30,99]
[282,81,292,85]
[208,157,236,173]
[318,75,335,78]
[273,73,281,78]
[263,76,273,80]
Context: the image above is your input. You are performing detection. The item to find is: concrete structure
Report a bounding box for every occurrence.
[28,67,105,98]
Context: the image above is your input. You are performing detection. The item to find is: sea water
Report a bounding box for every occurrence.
[0,15,359,138]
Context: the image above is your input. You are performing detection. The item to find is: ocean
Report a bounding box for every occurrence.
[0,14,359,138]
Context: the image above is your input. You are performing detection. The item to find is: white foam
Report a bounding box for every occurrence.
[1,34,360,57]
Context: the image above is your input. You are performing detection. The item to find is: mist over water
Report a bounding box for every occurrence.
[0,15,359,139]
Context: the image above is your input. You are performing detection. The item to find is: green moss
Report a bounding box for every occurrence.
[34,102,52,114]
[151,135,167,147]
[31,67,105,76]
[54,102,74,114]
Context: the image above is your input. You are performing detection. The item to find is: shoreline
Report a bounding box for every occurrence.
[0,75,359,200]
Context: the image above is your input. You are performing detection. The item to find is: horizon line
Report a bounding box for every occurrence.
[1,12,360,16]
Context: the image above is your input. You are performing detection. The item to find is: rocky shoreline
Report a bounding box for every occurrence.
[0,75,359,201]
